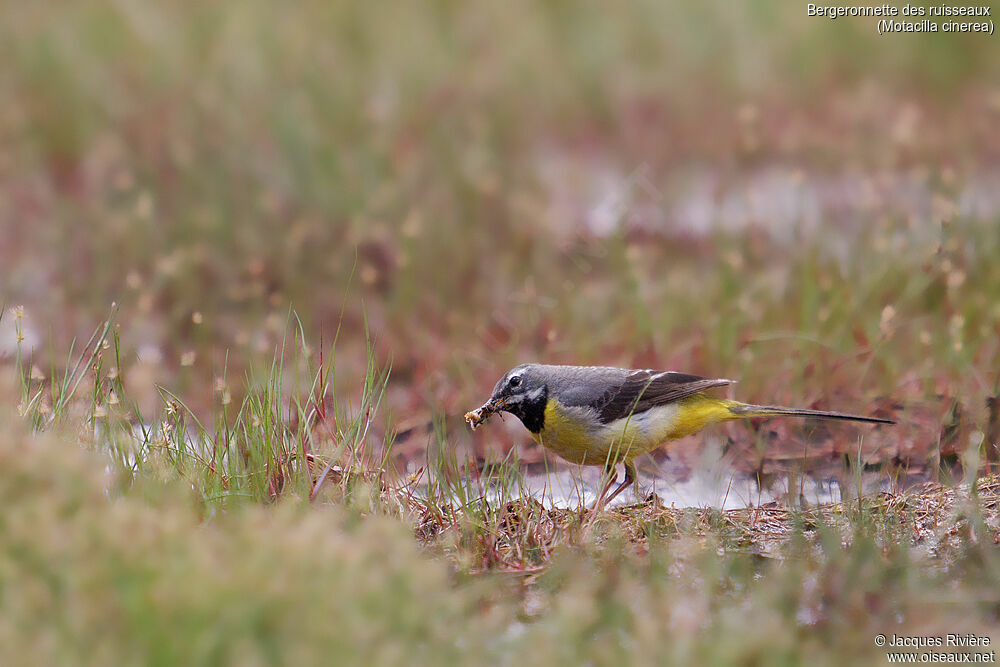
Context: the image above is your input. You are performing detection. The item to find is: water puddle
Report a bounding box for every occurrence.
[517,462,885,510]
[454,438,901,510]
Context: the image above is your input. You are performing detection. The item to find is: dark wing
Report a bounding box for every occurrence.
[593,370,734,424]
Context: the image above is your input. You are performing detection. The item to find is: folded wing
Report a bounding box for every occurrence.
[592,370,734,424]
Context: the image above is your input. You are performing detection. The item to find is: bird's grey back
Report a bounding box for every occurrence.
[524,364,632,410]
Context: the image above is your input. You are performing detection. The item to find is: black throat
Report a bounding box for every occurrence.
[509,385,547,434]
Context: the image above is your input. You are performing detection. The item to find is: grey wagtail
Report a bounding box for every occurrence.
[465,364,894,506]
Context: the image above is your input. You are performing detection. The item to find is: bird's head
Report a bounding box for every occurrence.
[465,364,548,429]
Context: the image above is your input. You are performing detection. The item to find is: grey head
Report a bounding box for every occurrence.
[472,364,633,433]
[481,364,548,429]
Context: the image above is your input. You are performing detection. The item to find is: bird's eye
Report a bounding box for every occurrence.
[509,375,521,388]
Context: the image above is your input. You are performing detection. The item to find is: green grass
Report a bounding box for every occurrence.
[3,1,1000,662]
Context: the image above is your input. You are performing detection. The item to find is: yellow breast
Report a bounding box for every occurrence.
[532,401,599,465]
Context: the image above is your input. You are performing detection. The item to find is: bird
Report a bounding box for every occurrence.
[465,363,894,507]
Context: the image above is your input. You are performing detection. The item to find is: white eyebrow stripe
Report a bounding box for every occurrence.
[504,385,543,405]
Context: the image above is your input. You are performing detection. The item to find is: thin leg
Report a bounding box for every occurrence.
[589,462,619,511]
[603,459,636,507]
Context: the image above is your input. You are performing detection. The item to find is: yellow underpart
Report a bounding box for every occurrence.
[534,400,598,466]
[533,395,742,467]
[663,394,741,440]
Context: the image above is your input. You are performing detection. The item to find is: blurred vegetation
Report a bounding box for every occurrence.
[2,1,1000,662]
[2,0,998,426]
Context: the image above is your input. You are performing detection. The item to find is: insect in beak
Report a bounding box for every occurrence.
[464,397,505,429]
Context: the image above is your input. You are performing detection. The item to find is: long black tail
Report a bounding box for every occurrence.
[729,402,895,425]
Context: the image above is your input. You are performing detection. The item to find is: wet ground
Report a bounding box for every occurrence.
[516,449,886,510]
[461,438,910,510]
